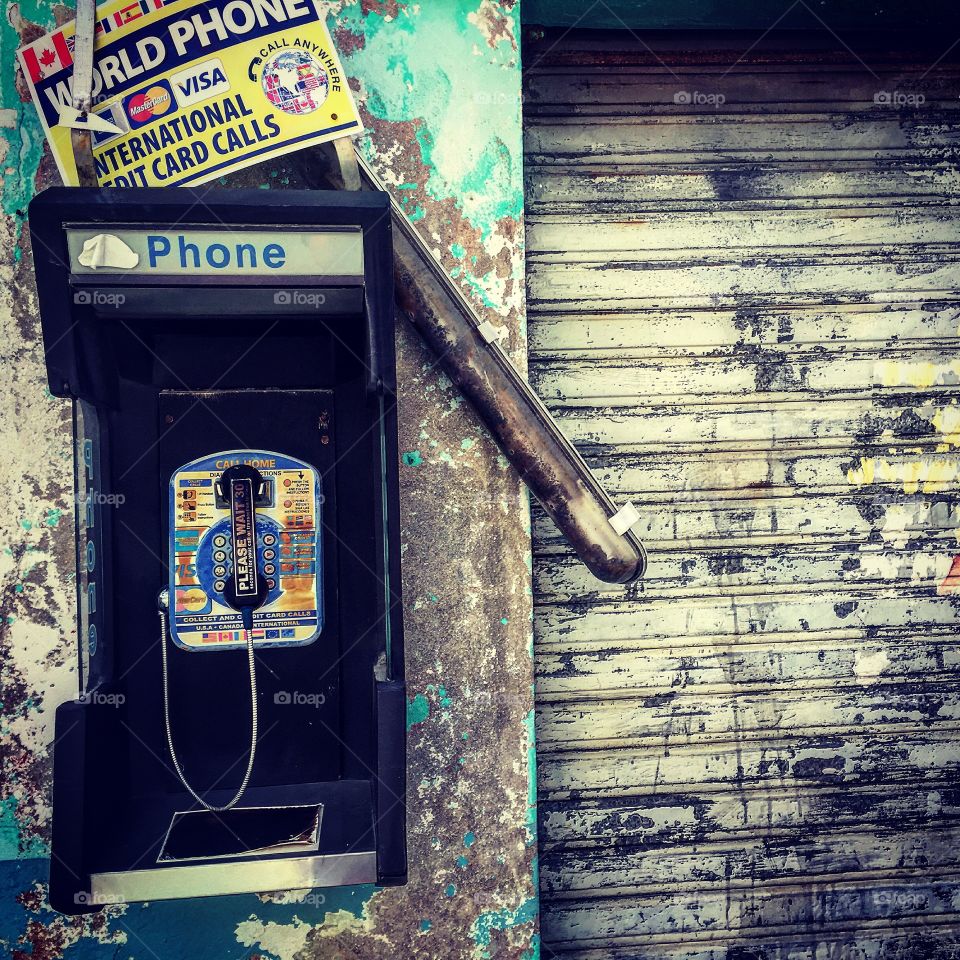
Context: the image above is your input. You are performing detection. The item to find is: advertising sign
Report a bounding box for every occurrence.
[17,0,362,187]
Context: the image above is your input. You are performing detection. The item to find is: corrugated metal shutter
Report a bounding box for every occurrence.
[524,33,960,958]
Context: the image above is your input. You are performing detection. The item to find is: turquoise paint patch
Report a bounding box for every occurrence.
[460,271,500,310]
[451,243,466,258]
[406,693,430,729]
[472,893,539,957]
[0,797,47,860]
[427,683,452,709]
[444,883,456,897]
[456,855,469,868]
[463,831,476,848]
[523,933,542,960]
[500,617,509,625]
[420,918,432,932]
[407,685,452,730]
[0,0,57,232]
[385,51,415,87]
[402,450,423,467]
[458,136,519,226]
[341,0,524,238]
[44,508,62,528]
[460,437,475,450]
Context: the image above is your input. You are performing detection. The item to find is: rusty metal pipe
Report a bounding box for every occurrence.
[355,152,646,584]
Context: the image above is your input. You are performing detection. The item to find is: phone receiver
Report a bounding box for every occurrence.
[216,464,269,617]
[161,462,267,812]
[161,451,323,811]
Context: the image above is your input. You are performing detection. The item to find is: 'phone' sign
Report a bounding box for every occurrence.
[66,227,364,277]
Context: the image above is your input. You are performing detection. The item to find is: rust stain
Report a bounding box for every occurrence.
[359,0,405,19]
[332,24,366,57]
[469,0,516,50]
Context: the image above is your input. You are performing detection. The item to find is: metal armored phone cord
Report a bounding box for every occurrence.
[158,595,258,812]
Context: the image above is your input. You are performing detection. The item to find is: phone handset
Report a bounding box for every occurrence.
[217,464,269,617]
[159,464,269,812]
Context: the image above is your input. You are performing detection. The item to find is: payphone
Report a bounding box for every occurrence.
[29,187,406,912]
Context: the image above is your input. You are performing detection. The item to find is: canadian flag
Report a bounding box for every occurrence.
[21,31,73,83]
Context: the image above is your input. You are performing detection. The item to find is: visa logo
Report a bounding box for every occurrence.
[177,67,226,97]
[169,57,230,109]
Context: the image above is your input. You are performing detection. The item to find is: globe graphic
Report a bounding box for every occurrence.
[261,49,329,116]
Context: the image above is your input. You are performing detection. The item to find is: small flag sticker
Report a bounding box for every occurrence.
[20,30,72,83]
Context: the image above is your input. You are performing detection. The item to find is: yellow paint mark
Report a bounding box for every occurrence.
[846,457,960,494]
[901,460,924,494]
[919,459,959,492]
[933,406,960,448]
[876,360,938,388]
[846,459,876,486]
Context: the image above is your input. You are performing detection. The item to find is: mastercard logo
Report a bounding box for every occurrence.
[176,588,209,613]
[123,80,177,128]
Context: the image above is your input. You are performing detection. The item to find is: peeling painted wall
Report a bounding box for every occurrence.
[0,1,537,956]
[525,31,960,959]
